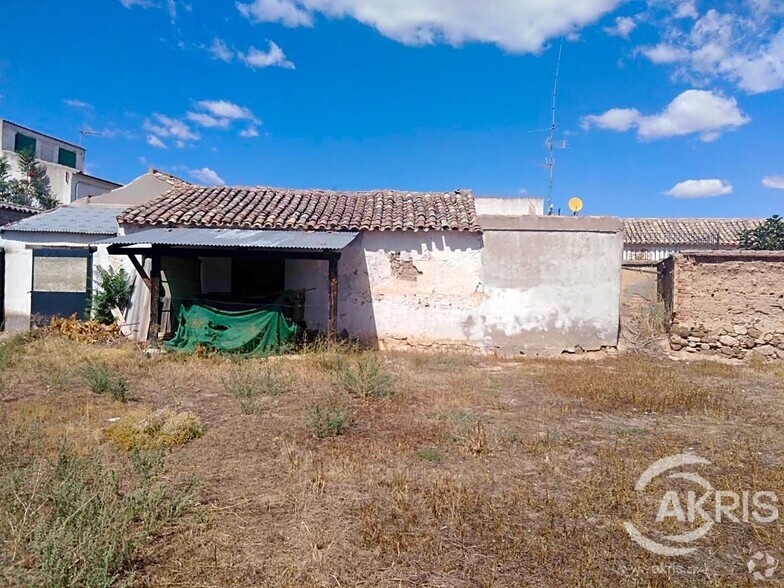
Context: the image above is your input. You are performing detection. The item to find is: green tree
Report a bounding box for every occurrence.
[13,149,58,210]
[739,215,784,250]
[0,154,14,201]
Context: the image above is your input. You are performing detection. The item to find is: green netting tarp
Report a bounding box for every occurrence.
[164,298,296,356]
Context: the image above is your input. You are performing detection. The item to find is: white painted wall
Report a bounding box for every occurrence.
[474,197,544,216]
[1,120,85,170]
[284,221,622,354]
[1,232,131,331]
[0,121,116,205]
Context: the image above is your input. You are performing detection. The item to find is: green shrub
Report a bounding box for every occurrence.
[308,401,352,438]
[80,361,130,402]
[0,431,191,588]
[222,361,293,414]
[92,266,134,325]
[334,354,395,399]
[105,408,206,451]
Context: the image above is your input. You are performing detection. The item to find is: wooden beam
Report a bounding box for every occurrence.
[147,253,162,345]
[328,257,339,340]
[127,254,152,291]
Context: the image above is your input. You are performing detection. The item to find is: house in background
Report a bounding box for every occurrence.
[0,169,186,332]
[0,119,120,206]
[103,185,622,355]
[623,218,763,261]
[0,200,37,330]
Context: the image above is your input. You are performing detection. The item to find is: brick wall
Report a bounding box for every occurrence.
[664,251,784,360]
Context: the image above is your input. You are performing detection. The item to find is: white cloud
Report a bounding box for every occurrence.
[235,0,623,53]
[240,41,295,69]
[147,134,167,148]
[581,108,640,132]
[639,6,784,93]
[240,126,260,138]
[195,100,257,121]
[582,89,750,142]
[119,0,154,7]
[762,175,784,190]
[665,179,733,198]
[208,38,234,62]
[604,16,637,38]
[64,98,93,110]
[237,0,312,26]
[189,167,225,185]
[638,43,689,64]
[144,114,199,142]
[186,112,231,128]
[674,1,697,19]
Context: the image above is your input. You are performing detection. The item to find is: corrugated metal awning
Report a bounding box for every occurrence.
[96,228,360,250]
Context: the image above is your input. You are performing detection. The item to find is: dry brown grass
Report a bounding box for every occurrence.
[1,334,782,587]
[540,355,742,415]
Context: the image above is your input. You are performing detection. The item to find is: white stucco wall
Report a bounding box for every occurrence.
[1,232,131,332]
[474,197,544,216]
[284,218,622,354]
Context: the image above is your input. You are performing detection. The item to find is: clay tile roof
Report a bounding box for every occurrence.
[118,185,482,232]
[0,200,39,215]
[148,168,190,188]
[623,218,764,246]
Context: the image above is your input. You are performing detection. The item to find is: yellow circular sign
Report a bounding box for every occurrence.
[568,197,584,213]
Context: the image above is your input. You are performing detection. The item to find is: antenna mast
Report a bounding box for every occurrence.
[545,40,567,215]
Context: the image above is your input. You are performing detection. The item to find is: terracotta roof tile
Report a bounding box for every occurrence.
[623,218,763,246]
[119,186,482,232]
[149,168,190,188]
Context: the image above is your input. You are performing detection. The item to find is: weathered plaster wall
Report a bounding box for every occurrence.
[287,216,623,355]
[1,232,129,331]
[477,216,623,354]
[665,252,784,359]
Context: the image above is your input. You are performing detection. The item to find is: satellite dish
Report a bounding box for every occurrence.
[568,197,583,215]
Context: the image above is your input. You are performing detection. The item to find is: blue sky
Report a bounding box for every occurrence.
[0,0,782,217]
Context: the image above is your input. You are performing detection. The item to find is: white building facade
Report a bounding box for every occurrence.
[0,120,119,206]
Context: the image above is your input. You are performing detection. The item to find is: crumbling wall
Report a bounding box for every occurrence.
[665,252,784,360]
[287,217,624,356]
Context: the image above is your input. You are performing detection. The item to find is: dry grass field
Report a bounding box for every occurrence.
[1,333,782,587]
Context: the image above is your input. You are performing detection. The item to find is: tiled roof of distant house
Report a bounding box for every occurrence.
[119,185,481,232]
[0,200,39,215]
[149,168,190,188]
[623,218,763,246]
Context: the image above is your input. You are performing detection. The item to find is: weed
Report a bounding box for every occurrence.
[464,421,488,455]
[80,361,131,402]
[307,401,352,438]
[105,408,205,451]
[0,342,16,370]
[415,448,443,463]
[333,354,395,399]
[222,361,293,414]
[0,423,191,588]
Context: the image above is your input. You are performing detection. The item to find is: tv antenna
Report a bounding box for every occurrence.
[544,40,568,215]
[78,129,102,146]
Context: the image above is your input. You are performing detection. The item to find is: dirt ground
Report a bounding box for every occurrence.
[1,335,782,587]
